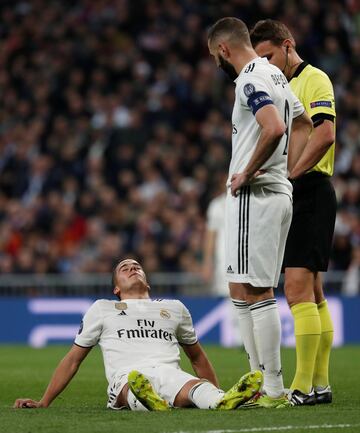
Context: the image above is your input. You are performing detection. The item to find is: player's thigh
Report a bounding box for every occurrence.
[148,365,199,406]
[284,175,336,272]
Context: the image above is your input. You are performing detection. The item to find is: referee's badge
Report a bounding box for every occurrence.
[115,302,128,311]
[160,309,171,319]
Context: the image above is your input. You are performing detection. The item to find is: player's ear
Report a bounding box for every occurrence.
[218,41,231,59]
[283,39,293,51]
[113,285,121,298]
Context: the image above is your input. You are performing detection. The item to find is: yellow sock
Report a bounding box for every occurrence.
[313,300,334,388]
[290,302,321,394]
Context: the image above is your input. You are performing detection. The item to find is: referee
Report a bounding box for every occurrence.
[250,20,336,406]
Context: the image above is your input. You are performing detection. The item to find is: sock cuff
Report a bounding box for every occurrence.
[231,299,248,309]
[317,300,328,310]
[291,302,318,317]
[291,302,321,336]
[249,298,277,312]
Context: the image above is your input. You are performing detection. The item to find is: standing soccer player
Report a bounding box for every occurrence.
[251,19,337,405]
[207,17,311,408]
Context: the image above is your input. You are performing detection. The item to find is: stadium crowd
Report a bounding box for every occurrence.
[0,0,359,293]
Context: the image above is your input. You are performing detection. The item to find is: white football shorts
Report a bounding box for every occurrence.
[225,185,292,287]
[107,364,197,409]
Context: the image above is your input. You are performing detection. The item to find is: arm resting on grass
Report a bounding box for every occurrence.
[14,344,92,409]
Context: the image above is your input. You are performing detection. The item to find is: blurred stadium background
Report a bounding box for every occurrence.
[0,0,359,347]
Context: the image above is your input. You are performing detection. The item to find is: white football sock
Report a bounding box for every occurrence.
[127,389,148,411]
[231,299,260,371]
[188,381,225,409]
[250,298,284,398]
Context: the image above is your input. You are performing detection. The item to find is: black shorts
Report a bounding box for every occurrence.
[283,172,337,272]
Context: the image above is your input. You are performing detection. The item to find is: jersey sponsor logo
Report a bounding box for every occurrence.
[117,319,174,341]
[160,309,171,319]
[232,123,238,134]
[243,83,256,97]
[310,100,332,108]
[115,302,127,310]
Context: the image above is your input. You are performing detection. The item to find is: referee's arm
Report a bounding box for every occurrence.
[289,117,335,179]
[288,111,312,173]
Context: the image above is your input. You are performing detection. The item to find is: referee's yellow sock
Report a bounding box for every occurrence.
[313,300,334,388]
[290,302,321,394]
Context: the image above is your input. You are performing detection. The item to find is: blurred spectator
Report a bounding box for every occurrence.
[0,0,359,294]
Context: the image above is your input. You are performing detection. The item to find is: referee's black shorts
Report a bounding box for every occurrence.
[283,172,337,272]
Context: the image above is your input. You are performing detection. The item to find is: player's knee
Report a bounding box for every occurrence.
[284,275,315,306]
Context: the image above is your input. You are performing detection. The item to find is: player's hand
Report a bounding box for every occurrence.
[13,398,44,409]
[230,173,251,196]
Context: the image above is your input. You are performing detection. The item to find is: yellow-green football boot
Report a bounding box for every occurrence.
[128,370,170,411]
[216,370,263,410]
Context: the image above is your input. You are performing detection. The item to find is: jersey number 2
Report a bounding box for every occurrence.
[283,99,290,155]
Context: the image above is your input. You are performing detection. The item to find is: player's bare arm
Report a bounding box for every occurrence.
[289,119,335,179]
[230,104,286,196]
[181,342,219,387]
[14,344,91,409]
[287,111,312,173]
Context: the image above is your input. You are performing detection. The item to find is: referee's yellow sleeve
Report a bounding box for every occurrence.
[303,71,336,119]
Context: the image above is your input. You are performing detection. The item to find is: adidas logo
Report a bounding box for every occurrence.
[118,311,127,316]
[227,265,234,274]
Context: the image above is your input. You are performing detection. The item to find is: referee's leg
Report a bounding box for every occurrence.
[284,268,321,396]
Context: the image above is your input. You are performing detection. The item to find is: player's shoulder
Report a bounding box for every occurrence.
[91,298,118,311]
[153,298,189,314]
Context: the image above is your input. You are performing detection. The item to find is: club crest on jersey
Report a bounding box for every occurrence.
[115,302,128,311]
[160,309,171,319]
[243,83,256,97]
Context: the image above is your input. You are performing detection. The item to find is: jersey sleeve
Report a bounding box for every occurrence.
[292,92,305,118]
[176,302,198,345]
[238,75,274,116]
[303,71,336,122]
[74,301,103,348]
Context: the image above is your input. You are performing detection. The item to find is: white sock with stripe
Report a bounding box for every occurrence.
[188,381,225,409]
[231,299,260,371]
[127,389,148,411]
[250,298,284,398]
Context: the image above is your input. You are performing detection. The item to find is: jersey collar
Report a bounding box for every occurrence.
[234,57,264,83]
[290,62,309,80]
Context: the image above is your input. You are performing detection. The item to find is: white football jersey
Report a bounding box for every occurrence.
[229,57,304,196]
[74,298,197,384]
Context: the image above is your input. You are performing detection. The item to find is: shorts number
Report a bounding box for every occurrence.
[283,99,290,155]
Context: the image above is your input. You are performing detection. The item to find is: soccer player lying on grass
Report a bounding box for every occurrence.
[14,258,262,411]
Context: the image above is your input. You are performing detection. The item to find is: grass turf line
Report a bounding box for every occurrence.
[1,345,360,433]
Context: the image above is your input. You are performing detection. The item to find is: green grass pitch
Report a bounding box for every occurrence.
[1,345,360,433]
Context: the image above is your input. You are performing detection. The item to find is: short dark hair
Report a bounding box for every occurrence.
[250,19,294,48]
[208,17,251,47]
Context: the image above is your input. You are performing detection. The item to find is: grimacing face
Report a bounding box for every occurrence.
[254,40,288,72]
[115,259,148,290]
